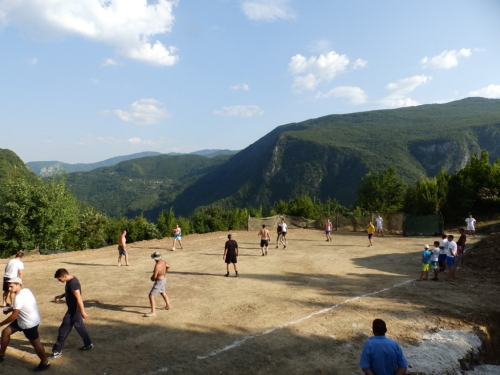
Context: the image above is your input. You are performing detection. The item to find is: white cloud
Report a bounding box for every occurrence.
[90,78,99,85]
[316,86,367,105]
[379,75,431,108]
[468,84,500,98]
[0,0,179,66]
[352,58,367,70]
[288,51,350,92]
[241,0,295,21]
[230,83,250,91]
[420,48,471,69]
[27,57,37,65]
[212,105,264,117]
[103,98,170,126]
[101,58,119,67]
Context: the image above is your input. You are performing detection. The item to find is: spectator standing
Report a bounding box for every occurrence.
[3,252,24,307]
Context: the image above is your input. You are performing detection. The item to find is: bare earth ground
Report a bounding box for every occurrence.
[1,229,499,375]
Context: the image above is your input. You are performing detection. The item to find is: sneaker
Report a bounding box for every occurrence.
[225,272,229,277]
[33,361,50,372]
[144,313,156,317]
[49,352,62,359]
[0,355,5,363]
[283,245,286,249]
[262,253,264,256]
[235,271,239,277]
[275,246,278,249]
[79,343,94,351]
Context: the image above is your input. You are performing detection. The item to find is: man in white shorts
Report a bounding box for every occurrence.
[0,277,50,372]
[465,215,476,237]
[375,215,384,236]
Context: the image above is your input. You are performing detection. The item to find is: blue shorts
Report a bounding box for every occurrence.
[438,254,447,262]
[9,319,40,341]
[446,256,455,266]
[368,234,373,239]
[326,231,331,234]
[174,234,181,241]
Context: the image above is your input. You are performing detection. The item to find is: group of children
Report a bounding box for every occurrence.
[417,228,467,283]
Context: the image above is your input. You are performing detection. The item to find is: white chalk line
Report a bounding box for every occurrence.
[145,278,413,374]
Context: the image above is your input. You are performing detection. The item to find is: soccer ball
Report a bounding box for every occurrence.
[171,247,175,251]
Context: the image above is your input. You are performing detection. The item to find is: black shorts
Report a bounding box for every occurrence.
[10,319,40,341]
[260,239,269,247]
[225,254,237,264]
[282,232,287,236]
[3,277,11,292]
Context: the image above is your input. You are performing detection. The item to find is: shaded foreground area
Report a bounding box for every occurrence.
[0,229,498,374]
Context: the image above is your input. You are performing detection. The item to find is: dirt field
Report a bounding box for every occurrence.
[1,229,499,375]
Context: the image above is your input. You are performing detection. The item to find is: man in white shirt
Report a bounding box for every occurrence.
[3,252,24,307]
[465,215,476,237]
[438,234,448,274]
[445,235,458,281]
[0,277,50,372]
[375,215,384,236]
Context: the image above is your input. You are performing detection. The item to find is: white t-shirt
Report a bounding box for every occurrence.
[375,217,383,229]
[281,223,287,232]
[439,239,448,255]
[431,247,440,262]
[465,218,476,230]
[4,258,24,278]
[12,288,41,329]
[446,241,457,257]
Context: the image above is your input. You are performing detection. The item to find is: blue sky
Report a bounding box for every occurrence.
[1,0,499,163]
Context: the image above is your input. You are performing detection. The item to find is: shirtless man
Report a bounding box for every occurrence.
[258,225,271,256]
[117,230,129,266]
[172,224,183,250]
[144,252,171,317]
[325,219,333,242]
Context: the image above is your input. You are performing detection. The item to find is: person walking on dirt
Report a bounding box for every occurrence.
[0,277,50,372]
[172,224,183,250]
[375,214,384,236]
[325,219,333,242]
[280,220,288,248]
[118,230,130,266]
[359,319,408,375]
[366,221,375,247]
[275,220,283,249]
[3,251,24,307]
[50,269,93,359]
[259,225,271,256]
[465,215,476,237]
[223,234,239,277]
[144,252,171,317]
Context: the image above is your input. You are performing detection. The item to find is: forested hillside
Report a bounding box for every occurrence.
[64,153,233,218]
[164,97,500,215]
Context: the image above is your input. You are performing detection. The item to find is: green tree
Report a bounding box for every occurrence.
[157,207,176,237]
[355,166,407,212]
[404,169,450,215]
[72,208,108,250]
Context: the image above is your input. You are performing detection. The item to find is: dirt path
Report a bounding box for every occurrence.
[1,230,498,374]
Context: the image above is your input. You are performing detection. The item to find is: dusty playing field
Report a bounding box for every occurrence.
[1,229,498,375]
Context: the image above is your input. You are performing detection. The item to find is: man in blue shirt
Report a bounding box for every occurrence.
[359,319,407,375]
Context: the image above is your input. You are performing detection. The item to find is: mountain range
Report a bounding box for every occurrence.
[26,149,238,176]
[4,97,500,221]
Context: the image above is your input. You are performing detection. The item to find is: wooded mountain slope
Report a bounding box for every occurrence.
[162,97,500,216]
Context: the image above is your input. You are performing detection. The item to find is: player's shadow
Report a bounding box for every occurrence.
[85,299,146,315]
[168,271,223,277]
[62,262,116,267]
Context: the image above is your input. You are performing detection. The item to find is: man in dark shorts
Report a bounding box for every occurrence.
[224,234,239,277]
[118,230,129,266]
[258,225,271,256]
[0,277,50,372]
[50,269,93,359]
